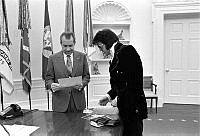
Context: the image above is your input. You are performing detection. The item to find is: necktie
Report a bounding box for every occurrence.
[66,55,72,74]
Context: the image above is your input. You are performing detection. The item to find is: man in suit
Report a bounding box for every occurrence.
[45,32,90,112]
[93,29,148,136]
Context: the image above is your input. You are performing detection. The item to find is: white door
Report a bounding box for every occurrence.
[164,14,200,104]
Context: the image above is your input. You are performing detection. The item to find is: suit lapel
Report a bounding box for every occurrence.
[72,51,80,77]
[55,52,65,68]
[109,43,124,72]
[55,52,71,77]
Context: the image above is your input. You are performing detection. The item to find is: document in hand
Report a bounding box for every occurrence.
[58,76,82,88]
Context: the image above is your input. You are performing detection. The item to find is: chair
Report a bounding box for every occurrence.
[143,76,158,113]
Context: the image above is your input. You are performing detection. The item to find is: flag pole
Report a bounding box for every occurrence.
[47,91,49,110]
[83,0,93,114]
[43,0,53,111]
[28,91,31,110]
[86,85,89,109]
[0,76,4,110]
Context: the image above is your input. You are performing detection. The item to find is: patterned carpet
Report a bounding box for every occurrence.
[143,104,200,136]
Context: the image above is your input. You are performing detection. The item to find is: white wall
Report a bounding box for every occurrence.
[6,0,84,81]
[6,0,153,82]
[3,0,152,109]
[102,0,153,76]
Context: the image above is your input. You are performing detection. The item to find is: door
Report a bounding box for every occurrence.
[164,13,200,104]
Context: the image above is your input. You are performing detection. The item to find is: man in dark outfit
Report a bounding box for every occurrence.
[93,29,148,136]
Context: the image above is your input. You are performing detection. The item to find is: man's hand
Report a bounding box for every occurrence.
[51,83,60,92]
[99,96,109,106]
[73,83,83,91]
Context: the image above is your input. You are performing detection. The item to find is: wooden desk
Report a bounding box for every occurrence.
[0,110,122,136]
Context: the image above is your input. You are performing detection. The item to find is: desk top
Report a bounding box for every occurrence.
[0,110,121,136]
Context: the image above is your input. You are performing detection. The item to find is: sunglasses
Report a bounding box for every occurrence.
[97,42,105,51]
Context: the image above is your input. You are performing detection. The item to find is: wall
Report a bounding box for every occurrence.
[3,0,153,110]
[6,0,85,81]
[6,0,153,82]
[91,0,153,75]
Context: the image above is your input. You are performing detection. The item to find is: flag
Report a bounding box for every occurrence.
[83,0,93,111]
[42,0,53,80]
[83,0,93,55]
[65,0,75,34]
[0,0,14,94]
[18,0,31,94]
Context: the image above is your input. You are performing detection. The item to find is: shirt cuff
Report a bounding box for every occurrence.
[106,94,112,102]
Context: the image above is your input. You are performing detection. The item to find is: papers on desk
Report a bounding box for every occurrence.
[81,114,105,120]
[82,114,120,128]
[58,76,82,88]
[81,106,120,128]
[0,124,39,136]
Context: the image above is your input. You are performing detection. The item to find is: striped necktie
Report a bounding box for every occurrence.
[66,55,72,74]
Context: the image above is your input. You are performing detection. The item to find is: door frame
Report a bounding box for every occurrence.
[152,1,200,107]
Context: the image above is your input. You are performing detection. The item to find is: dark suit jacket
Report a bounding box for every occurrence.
[108,43,147,119]
[45,50,90,112]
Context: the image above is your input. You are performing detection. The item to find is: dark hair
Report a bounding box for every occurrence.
[60,32,76,44]
[92,29,119,50]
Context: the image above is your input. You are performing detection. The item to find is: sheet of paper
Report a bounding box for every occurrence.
[92,106,119,115]
[0,124,39,136]
[58,76,82,88]
[81,114,104,120]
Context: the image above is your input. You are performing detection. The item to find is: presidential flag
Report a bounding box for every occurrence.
[42,0,53,80]
[0,0,14,94]
[83,0,93,55]
[65,0,75,33]
[18,0,32,94]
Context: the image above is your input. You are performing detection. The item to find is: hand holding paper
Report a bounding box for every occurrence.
[73,83,83,91]
[51,83,61,92]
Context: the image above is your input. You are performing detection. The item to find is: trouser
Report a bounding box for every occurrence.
[119,109,143,136]
[121,117,143,136]
[66,95,82,113]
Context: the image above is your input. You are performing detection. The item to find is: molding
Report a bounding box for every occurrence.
[153,0,200,7]
[93,22,131,26]
[88,75,110,107]
[13,78,45,90]
[4,98,51,111]
[90,75,110,79]
[3,78,49,110]
[90,59,111,62]
[92,1,131,23]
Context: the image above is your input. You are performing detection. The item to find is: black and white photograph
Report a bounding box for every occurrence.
[0,0,199,135]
